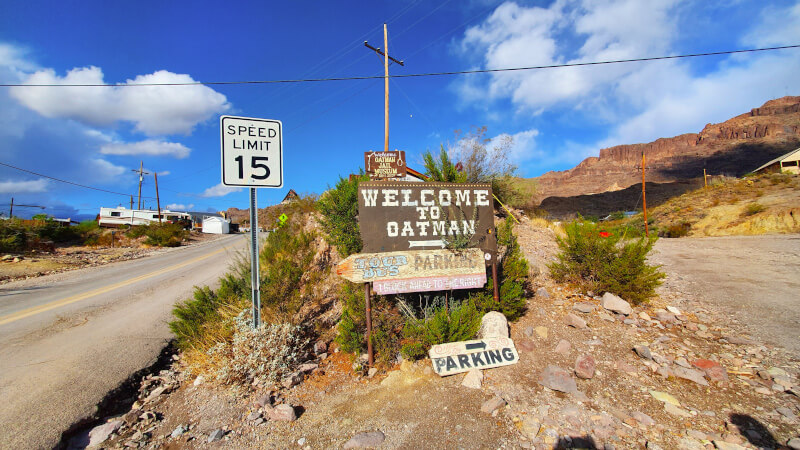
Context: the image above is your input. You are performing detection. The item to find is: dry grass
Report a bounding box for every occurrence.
[645,173,800,237]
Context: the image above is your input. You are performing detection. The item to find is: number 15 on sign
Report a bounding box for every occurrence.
[220,116,283,188]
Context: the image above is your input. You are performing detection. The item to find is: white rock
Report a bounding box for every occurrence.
[667,306,681,315]
[461,369,483,389]
[88,420,123,447]
[601,292,632,315]
[479,311,508,338]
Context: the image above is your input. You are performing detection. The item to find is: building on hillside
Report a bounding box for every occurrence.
[751,147,800,174]
[281,189,299,204]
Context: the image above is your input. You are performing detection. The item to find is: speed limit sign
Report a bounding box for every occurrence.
[220,115,283,188]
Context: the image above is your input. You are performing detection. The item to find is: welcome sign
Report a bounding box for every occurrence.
[357,182,497,260]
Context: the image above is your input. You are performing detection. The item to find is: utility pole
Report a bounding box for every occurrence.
[132,161,150,210]
[704,168,708,188]
[642,151,649,237]
[365,24,404,152]
[154,173,162,224]
[130,195,134,210]
[9,197,12,218]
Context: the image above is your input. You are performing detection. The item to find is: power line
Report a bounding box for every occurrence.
[2,45,797,88]
[0,161,156,199]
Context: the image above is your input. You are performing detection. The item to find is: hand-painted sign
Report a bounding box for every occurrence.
[365,151,406,179]
[373,273,486,295]
[429,337,519,376]
[357,182,497,260]
[336,248,484,283]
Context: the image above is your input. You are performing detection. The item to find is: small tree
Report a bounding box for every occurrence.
[317,171,369,257]
[422,145,467,183]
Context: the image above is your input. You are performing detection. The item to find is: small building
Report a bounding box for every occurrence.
[752,148,800,174]
[281,189,299,204]
[185,211,225,230]
[202,216,230,234]
[98,207,190,227]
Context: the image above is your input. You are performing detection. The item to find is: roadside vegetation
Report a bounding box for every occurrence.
[0,216,101,252]
[549,218,664,305]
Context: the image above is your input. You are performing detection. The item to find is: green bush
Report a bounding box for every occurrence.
[145,223,187,247]
[258,226,316,320]
[170,286,228,350]
[317,172,369,257]
[660,222,691,238]
[472,219,528,320]
[422,145,467,183]
[0,219,28,252]
[400,299,481,360]
[549,220,664,305]
[334,282,404,364]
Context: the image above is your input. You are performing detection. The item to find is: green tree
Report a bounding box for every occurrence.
[317,171,369,257]
[422,145,467,182]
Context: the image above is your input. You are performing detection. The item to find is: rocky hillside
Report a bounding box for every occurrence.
[532,96,800,203]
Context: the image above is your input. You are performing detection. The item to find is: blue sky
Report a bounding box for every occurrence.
[1,0,799,219]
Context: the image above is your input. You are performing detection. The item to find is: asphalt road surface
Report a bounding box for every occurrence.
[650,234,800,355]
[0,234,248,449]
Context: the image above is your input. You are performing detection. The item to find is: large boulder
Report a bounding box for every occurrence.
[478,311,509,338]
[601,292,632,315]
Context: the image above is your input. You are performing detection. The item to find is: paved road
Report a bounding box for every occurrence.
[650,234,800,355]
[0,234,248,449]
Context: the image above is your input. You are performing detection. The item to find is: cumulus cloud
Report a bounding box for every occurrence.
[10,67,230,135]
[165,203,194,210]
[0,178,48,194]
[456,0,800,158]
[201,183,242,197]
[89,158,127,178]
[100,140,191,159]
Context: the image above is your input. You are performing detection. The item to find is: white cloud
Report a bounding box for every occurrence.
[201,183,242,197]
[165,203,194,210]
[100,140,191,158]
[0,178,48,194]
[10,67,230,135]
[456,1,800,162]
[89,158,127,178]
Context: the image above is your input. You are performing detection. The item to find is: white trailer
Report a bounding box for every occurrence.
[201,216,230,234]
[98,207,190,228]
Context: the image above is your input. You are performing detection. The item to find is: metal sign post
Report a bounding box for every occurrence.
[249,188,261,328]
[220,115,283,329]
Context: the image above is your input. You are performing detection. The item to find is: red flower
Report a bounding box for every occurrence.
[599,231,610,238]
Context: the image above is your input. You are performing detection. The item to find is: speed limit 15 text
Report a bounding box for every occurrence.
[226,124,277,151]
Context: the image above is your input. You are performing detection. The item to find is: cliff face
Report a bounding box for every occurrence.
[533,96,800,202]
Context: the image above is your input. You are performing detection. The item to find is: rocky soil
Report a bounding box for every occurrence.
[71,218,800,449]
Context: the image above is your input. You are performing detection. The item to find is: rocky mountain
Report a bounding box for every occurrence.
[532,96,800,203]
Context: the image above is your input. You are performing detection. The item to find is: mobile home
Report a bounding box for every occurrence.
[98,207,191,228]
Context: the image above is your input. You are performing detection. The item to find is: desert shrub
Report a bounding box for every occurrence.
[472,219,528,321]
[170,286,227,350]
[335,282,404,364]
[317,172,369,257]
[549,220,664,305]
[141,223,187,247]
[660,222,691,238]
[422,145,467,183]
[206,311,308,385]
[258,226,316,321]
[0,219,28,252]
[399,298,481,360]
[742,202,766,217]
[769,173,792,185]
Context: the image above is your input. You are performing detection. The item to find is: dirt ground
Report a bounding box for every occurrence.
[86,217,800,449]
[0,231,228,284]
[650,234,800,355]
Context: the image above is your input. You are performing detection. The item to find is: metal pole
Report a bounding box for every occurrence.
[704,168,708,188]
[9,197,13,218]
[249,188,261,329]
[642,152,649,237]
[491,257,500,303]
[154,173,162,224]
[365,282,374,367]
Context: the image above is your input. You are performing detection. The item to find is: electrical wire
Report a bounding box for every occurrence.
[0,161,156,199]
[3,45,796,88]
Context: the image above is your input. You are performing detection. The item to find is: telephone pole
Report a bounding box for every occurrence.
[131,161,150,210]
[365,24,404,152]
[642,151,649,237]
[154,172,162,224]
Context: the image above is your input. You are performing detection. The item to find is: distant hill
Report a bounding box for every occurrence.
[527,96,800,206]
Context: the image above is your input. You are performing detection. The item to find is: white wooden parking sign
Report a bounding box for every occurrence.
[220,115,283,188]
